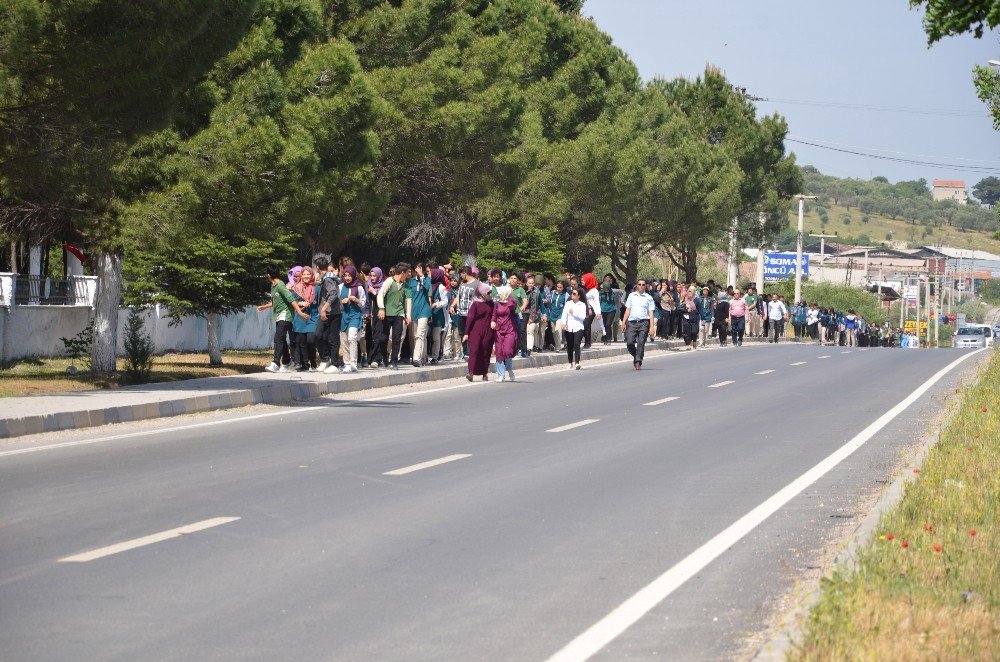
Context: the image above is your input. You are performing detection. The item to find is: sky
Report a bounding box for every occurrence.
[583,0,1000,188]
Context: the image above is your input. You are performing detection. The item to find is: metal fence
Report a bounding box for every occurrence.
[13,276,91,306]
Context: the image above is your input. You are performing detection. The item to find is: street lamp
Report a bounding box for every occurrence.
[793,195,818,305]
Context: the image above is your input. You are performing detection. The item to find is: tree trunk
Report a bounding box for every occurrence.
[206,312,223,365]
[460,227,477,268]
[91,250,122,372]
[668,243,698,283]
[624,242,639,286]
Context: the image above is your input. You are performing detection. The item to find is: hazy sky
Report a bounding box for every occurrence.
[583,0,1000,187]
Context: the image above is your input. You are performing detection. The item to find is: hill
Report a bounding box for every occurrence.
[778,167,1000,253]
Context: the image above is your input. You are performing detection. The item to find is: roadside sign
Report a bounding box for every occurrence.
[903,320,928,333]
[763,252,809,281]
[903,285,919,303]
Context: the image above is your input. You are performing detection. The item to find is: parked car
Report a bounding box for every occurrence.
[953,325,993,349]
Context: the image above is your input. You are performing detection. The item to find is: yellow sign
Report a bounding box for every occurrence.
[903,320,928,333]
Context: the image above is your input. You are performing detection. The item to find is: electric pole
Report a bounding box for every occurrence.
[794,195,818,304]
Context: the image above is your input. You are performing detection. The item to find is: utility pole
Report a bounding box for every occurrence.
[794,195,817,305]
[756,212,766,294]
[726,216,739,287]
[934,275,940,348]
[926,276,932,348]
[808,233,837,262]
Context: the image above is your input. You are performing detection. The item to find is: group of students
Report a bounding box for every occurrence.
[258,259,905,378]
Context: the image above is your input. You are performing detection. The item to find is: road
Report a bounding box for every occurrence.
[0,343,986,661]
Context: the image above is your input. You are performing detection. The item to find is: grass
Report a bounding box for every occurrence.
[790,350,1000,660]
[789,202,1000,254]
[0,350,272,398]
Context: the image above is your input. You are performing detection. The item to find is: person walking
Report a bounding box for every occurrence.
[313,257,342,373]
[491,285,518,382]
[525,275,543,354]
[561,286,588,369]
[429,267,449,364]
[714,292,730,347]
[463,283,495,381]
[339,265,366,372]
[600,274,617,344]
[766,293,788,343]
[728,287,747,347]
[621,279,655,370]
[844,309,858,347]
[665,281,681,338]
[546,279,568,352]
[745,287,761,338]
[806,303,821,344]
[679,290,700,349]
[260,264,302,373]
[581,273,603,348]
[405,263,432,367]
[377,263,409,370]
[366,267,387,368]
[290,266,321,370]
[451,266,478,359]
[695,286,715,348]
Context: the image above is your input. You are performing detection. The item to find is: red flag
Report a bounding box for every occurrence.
[63,243,86,265]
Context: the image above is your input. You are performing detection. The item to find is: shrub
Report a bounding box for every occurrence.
[121,309,154,384]
[60,320,94,370]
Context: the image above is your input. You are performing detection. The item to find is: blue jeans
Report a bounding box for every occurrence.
[495,357,513,379]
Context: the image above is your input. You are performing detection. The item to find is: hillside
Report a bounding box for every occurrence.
[783,201,1000,254]
[780,167,1000,253]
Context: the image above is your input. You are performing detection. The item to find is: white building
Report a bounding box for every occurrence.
[931,179,968,205]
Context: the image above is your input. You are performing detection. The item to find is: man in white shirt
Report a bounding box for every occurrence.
[766,293,788,343]
[620,279,656,370]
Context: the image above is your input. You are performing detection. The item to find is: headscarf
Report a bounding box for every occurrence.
[291,267,317,304]
[287,265,303,288]
[582,273,598,291]
[368,267,385,292]
[343,265,362,297]
[474,282,492,302]
[682,290,696,312]
[430,267,446,287]
[600,278,612,295]
[496,285,512,303]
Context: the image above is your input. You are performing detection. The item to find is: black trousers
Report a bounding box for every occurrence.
[602,311,616,342]
[456,315,468,355]
[714,320,729,344]
[386,315,404,363]
[583,315,593,346]
[770,319,785,342]
[296,331,317,369]
[669,310,682,337]
[565,329,583,364]
[625,320,649,364]
[273,320,292,365]
[368,315,387,366]
[517,315,528,353]
[316,313,342,366]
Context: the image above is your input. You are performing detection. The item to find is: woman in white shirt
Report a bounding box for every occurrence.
[560,287,588,370]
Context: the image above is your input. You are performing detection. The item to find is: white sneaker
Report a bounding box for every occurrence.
[323,364,340,374]
[277,365,288,373]
[340,365,351,373]
[349,364,359,373]
[567,363,575,370]
[508,372,515,382]
[575,363,581,370]
[317,361,329,372]
[265,362,279,373]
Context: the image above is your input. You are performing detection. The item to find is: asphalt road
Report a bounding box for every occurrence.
[0,343,987,661]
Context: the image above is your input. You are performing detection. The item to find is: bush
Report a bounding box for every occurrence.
[60,320,94,370]
[769,282,887,323]
[121,309,154,384]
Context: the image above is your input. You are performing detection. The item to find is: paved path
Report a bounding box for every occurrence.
[0,344,987,661]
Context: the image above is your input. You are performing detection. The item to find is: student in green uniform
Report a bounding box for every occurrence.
[377,263,409,370]
[259,264,304,373]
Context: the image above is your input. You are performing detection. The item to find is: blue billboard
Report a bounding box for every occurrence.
[763,252,809,281]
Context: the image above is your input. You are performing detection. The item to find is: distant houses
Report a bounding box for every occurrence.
[931,179,968,205]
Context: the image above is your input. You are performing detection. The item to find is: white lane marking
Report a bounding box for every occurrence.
[790,361,807,366]
[383,454,471,476]
[2,342,771,458]
[841,351,852,354]
[707,381,734,388]
[546,348,986,662]
[643,397,679,407]
[818,355,831,359]
[59,517,240,563]
[548,419,599,433]
[755,370,775,375]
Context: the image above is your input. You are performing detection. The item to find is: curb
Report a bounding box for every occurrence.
[2,336,764,440]
[752,351,988,661]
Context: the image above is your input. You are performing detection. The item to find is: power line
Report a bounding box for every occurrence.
[755,96,990,118]
[785,138,1000,175]
[789,135,1000,164]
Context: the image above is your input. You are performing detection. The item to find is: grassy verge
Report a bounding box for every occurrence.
[0,350,272,398]
[791,350,1000,660]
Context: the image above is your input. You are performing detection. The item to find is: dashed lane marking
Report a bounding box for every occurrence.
[547,419,599,433]
[707,381,735,388]
[643,397,679,407]
[59,517,240,563]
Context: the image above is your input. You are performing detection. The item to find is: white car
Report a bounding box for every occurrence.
[953,325,993,349]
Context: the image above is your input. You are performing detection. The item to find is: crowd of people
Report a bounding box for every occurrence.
[258,258,912,381]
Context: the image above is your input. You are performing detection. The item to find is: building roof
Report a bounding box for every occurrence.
[932,179,966,188]
[930,246,1000,261]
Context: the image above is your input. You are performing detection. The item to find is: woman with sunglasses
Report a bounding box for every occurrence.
[560,287,588,369]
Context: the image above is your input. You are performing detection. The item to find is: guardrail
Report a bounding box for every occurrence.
[0,274,97,307]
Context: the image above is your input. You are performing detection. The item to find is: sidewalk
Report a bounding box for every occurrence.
[1,338,721,439]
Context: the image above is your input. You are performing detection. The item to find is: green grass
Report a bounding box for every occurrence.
[789,202,1000,253]
[791,350,1000,660]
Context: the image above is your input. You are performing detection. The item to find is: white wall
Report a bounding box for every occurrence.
[0,305,273,361]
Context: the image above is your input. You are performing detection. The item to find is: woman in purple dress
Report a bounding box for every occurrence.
[463,283,495,381]
[490,285,518,382]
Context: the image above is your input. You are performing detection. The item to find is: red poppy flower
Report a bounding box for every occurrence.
[913,468,920,473]
[983,408,988,412]
[968,446,974,452]
[969,529,976,536]
[887,534,894,540]
[934,545,942,552]
[924,524,933,532]
[901,540,909,548]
